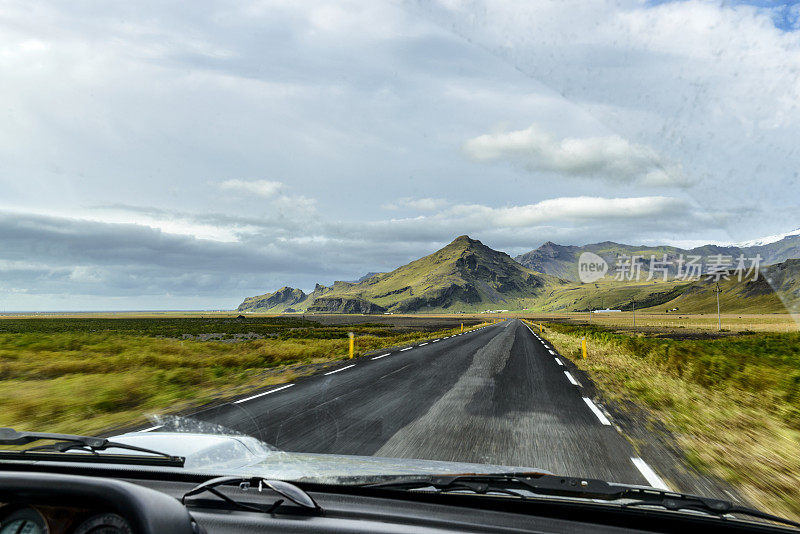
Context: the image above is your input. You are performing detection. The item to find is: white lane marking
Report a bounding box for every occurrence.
[419,342,428,346]
[432,339,440,342]
[631,457,671,491]
[400,347,412,351]
[325,364,355,376]
[582,397,611,425]
[142,425,162,432]
[371,353,391,360]
[564,371,580,386]
[554,357,563,366]
[548,349,556,355]
[234,383,295,404]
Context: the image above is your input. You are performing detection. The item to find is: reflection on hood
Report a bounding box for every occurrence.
[111,418,547,484]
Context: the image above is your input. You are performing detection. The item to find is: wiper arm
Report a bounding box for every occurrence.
[0,427,184,467]
[364,473,800,529]
[364,473,621,499]
[182,476,322,515]
[621,493,800,529]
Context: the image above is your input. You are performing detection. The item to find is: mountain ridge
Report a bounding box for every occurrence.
[514,233,800,282]
[239,235,563,313]
[238,233,800,315]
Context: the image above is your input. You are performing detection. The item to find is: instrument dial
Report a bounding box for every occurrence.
[73,514,132,534]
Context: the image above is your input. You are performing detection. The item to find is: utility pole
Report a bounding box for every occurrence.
[632,298,636,329]
[716,282,721,331]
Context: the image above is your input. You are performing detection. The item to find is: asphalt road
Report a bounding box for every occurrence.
[190,319,668,488]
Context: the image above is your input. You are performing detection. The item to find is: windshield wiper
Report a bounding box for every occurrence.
[0,427,185,467]
[363,473,800,529]
[182,476,322,515]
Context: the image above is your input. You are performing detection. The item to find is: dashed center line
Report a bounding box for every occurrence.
[142,425,162,432]
[325,364,355,376]
[554,357,563,366]
[371,353,391,360]
[400,347,413,351]
[234,383,295,404]
[419,342,428,346]
[432,339,440,342]
[564,371,579,386]
[582,397,611,425]
[631,457,671,491]
[548,349,556,355]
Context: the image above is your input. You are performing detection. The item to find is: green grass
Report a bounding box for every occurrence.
[0,316,318,336]
[0,319,488,436]
[536,321,800,520]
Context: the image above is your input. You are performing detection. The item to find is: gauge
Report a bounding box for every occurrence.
[72,514,132,534]
[0,507,49,534]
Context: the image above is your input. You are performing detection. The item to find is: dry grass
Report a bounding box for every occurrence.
[532,321,800,521]
[518,312,800,333]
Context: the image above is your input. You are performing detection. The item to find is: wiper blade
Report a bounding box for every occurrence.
[182,476,322,515]
[364,473,800,529]
[364,472,621,499]
[0,427,185,467]
[621,494,800,529]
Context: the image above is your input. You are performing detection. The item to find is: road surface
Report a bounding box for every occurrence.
[188,319,668,488]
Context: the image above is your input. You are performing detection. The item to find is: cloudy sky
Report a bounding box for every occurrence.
[1,0,799,310]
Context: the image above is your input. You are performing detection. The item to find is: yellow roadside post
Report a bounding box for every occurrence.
[460,323,464,333]
[348,332,354,359]
[581,336,588,359]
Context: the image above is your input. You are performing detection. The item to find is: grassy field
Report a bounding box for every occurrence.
[0,316,486,436]
[519,312,800,333]
[534,320,800,520]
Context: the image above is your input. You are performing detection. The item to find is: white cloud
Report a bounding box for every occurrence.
[463,124,686,186]
[384,197,449,211]
[447,196,690,227]
[216,180,317,217]
[219,179,284,198]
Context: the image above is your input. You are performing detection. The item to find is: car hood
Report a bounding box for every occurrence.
[109,431,549,483]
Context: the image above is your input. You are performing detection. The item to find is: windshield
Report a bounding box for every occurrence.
[0,0,798,527]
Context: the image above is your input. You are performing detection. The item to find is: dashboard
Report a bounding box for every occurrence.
[0,472,195,534]
[0,467,794,534]
[0,505,132,534]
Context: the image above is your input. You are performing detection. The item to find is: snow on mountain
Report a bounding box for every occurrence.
[733,227,800,248]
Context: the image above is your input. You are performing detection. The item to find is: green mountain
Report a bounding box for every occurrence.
[238,236,694,314]
[514,231,800,283]
[340,235,562,312]
[237,235,799,315]
[238,286,306,312]
[647,259,800,314]
[239,235,565,313]
[514,241,680,282]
